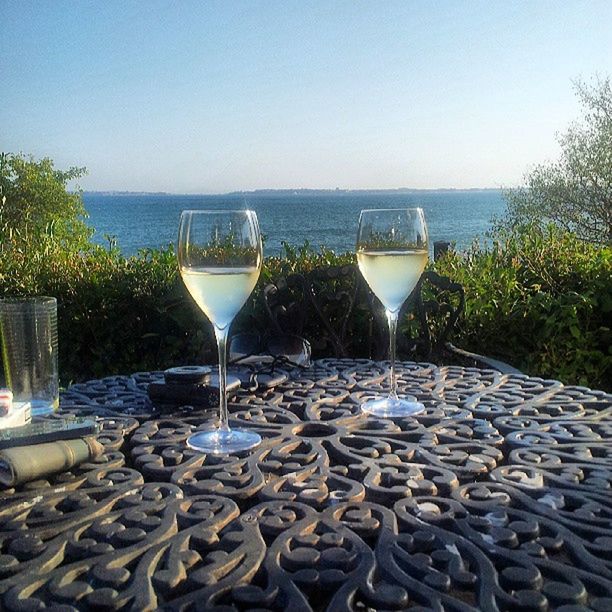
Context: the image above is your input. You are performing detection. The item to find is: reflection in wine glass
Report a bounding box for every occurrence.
[356,208,429,417]
[178,209,262,454]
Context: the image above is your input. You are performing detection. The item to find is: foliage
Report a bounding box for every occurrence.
[498,77,612,244]
[0,153,92,255]
[236,242,358,355]
[0,236,356,383]
[183,244,261,267]
[1,242,200,381]
[2,228,609,390]
[435,224,611,390]
[263,241,354,279]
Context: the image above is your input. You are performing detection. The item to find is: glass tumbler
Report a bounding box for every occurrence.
[0,296,59,415]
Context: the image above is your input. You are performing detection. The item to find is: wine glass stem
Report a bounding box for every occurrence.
[386,309,399,400]
[214,325,230,433]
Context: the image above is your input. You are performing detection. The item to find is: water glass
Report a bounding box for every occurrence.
[0,297,59,415]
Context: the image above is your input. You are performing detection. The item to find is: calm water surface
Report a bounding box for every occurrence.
[83,191,505,256]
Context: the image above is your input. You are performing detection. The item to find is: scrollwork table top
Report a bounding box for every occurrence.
[0,359,611,611]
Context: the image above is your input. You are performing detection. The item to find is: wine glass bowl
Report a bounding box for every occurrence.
[356,208,429,417]
[178,209,263,454]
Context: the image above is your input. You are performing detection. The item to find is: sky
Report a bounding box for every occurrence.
[1,1,611,193]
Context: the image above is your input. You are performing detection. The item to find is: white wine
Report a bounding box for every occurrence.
[181,266,260,329]
[357,249,428,312]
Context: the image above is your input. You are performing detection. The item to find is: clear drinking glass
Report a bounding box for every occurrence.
[0,296,59,415]
[356,208,429,417]
[178,210,263,454]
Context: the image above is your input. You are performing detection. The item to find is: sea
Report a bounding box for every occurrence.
[83,190,506,256]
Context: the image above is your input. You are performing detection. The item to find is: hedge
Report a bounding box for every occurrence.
[1,229,610,391]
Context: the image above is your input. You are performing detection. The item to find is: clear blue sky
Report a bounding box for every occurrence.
[1,1,611,193]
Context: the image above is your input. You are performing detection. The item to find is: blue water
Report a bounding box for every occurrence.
[83,190,506,256]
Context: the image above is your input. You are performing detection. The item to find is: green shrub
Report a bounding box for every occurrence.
[1,242,200,382]
[435,224,611,390]
[262,241,354,279]
[2,228,609,391]
[0,241,356,383]
[0,153,91,254]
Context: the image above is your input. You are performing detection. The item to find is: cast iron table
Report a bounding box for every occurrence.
[0,359,611,611]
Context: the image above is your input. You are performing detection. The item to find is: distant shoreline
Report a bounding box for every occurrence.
[83,187,504,197]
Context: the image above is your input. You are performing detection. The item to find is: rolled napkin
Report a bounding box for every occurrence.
[0,436,104,487]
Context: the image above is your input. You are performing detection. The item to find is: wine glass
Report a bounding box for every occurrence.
[178,209,263,454]
[356,208,429,417]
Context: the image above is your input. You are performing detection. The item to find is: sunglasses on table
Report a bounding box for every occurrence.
[228,333,312,391]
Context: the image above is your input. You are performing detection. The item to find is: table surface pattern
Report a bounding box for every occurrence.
[0,359,611,611]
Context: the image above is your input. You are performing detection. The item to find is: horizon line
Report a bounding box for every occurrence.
[81,186,511,196]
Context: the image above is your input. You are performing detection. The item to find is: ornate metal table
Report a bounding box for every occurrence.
[0,359,611,611]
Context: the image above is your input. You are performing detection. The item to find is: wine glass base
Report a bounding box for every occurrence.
[187,429,262,454]
[361,396,425,418]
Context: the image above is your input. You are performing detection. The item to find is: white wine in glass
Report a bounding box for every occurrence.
[178,209,262,454]
[356,208,429,417]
